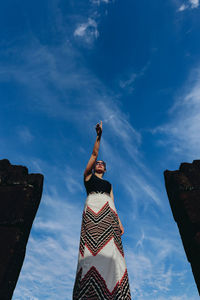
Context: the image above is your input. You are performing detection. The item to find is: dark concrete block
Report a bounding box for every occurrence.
[164,160,200,295]
[0,159,43,300]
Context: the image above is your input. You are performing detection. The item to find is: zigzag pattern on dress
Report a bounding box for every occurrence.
[73,266,131,300]
[79,201,124,257]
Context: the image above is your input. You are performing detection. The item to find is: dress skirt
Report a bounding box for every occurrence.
[73,192,131,299]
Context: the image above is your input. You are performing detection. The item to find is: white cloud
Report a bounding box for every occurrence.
[74,18,99,44]
[189,0,199,8]
[178,0,199,11]
[178,4,188,11]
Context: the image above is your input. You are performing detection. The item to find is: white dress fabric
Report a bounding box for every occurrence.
[73,192,131,299]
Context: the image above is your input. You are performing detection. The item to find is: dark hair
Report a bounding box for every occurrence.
[92,160,106,175]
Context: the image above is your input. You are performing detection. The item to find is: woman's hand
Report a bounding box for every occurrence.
[95,121,102,136]
[118,218,124,235]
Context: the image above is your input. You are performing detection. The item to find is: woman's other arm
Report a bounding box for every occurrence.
[83,121,103,178]
[110,186,124,235]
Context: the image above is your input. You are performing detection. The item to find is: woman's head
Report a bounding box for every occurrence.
[92,160,106,176]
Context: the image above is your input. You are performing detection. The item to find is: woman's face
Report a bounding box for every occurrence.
[95,161,105,173]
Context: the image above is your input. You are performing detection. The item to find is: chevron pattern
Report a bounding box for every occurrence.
[79,201,124,257]
[74,194,131,299]
[73,266,131,300]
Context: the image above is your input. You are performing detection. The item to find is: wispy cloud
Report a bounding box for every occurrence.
[74,18,99,45]
[73,0,113,46]
[125,224,195,299]
[0,39,102,121]
[64,165,84,194]
[17,126,34,143]
[152,66,200,161]
[95,103,162,209]
[119,62,150,93]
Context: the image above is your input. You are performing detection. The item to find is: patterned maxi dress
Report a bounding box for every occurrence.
[73,173,131,299]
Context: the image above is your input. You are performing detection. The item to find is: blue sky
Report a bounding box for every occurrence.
[1,0,200,299]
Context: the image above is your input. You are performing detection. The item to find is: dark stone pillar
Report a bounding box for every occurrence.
[164,160,200,295]
[0,159,44,300]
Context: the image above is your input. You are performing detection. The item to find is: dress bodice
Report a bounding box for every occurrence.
[84,173,112,196]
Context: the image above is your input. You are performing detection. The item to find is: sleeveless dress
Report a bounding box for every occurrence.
[72,173,131,299]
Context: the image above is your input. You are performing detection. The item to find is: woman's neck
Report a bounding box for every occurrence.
[94,172,103,179]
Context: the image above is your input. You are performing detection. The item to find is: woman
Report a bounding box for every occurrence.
[73,121,131,299]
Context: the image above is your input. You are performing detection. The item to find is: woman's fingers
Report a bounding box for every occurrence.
[95,121,102,135]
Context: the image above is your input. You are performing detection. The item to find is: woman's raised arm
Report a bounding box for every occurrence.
[83,121,102,178]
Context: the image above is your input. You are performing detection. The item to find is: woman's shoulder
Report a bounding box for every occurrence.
[84,173,93,182]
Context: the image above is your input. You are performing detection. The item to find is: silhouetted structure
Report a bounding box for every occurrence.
[0,159,43,300]
[164,160,200,295]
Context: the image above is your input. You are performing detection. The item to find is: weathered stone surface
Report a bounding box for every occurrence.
[0,159,43,300]
[164,160,200,295]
